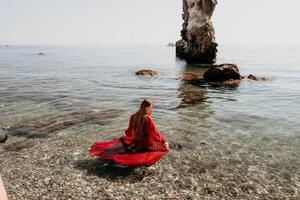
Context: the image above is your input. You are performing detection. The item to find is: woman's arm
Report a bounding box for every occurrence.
[120,115,136,144]
[145,115,169,151]
[145,116,165,141]
[124,115,134,137]
[119,115,133,140]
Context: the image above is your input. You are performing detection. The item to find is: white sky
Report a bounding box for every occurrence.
[0,0,299,45]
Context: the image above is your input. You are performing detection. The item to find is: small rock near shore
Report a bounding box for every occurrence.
[135,69,159,77]
[247,74,267,81]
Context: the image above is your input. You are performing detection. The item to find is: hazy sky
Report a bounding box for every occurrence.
[0,0,299,45]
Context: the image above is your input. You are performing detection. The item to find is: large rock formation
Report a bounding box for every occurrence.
[176,0,218,64]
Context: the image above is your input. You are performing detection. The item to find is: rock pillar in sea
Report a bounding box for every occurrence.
[176,0,218,64]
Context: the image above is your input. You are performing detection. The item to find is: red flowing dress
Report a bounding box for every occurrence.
[89,115,169,167]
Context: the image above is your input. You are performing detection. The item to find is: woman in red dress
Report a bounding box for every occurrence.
[89,99,169,167]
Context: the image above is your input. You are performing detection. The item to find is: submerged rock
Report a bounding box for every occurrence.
[247,74,267,81]
[188,159,219,174]
[207,79,242,87]
[135,70,159,77]
[179,72,204,81]
[203,63,241,82]
[0,129,8,143]
[176,0,218,64]
[8,109,121,138]
[178,90,205,107]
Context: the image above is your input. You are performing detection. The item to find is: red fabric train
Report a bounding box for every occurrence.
[89,115,169,167]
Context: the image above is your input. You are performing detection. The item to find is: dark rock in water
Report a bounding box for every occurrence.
[38,52,44,55]
[178,90,205,108]
[247,74,267,81]
[0,129,8,143]
[203,63,241,82]
[182,64,267,88]
[182,64,242,88]
[176,39,218,64]
[185,78,206,86]
[135,69,159,77]
[8,109,121,138]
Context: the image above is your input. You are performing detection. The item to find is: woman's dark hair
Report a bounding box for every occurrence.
[131,99,152,138]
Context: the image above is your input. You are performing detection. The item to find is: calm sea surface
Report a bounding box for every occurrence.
[0,45,299,143]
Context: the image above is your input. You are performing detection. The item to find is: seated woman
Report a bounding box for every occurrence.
[89,99,169,167]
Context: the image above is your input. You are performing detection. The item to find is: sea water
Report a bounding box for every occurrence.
[0,45,299,139]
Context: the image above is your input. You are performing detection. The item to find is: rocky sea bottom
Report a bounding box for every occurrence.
[0,100,299,200]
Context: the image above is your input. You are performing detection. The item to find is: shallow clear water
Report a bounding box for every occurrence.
[0,45,299,144]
